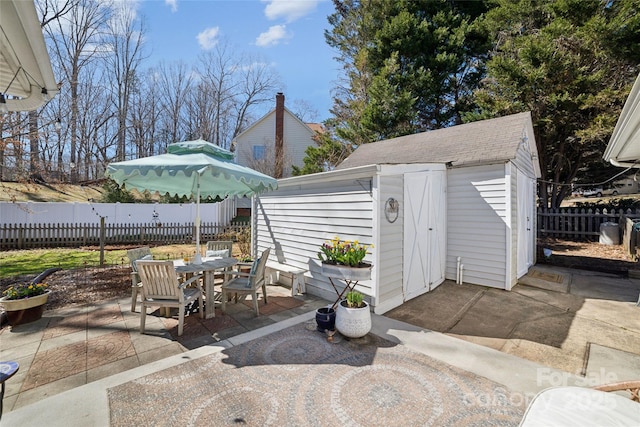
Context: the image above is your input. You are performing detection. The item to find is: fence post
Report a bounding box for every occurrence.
[99,217,105,267]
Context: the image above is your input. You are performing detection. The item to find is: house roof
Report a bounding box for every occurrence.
[337,112,534,170]
[305,123,324,134]
[603,72,640,168]
[0,0,59,111]
[233,106,315,142]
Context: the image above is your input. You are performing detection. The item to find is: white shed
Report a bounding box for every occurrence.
[254,112,541,314]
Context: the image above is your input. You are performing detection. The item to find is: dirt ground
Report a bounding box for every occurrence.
[2,238,639,315]
[537,236,639,274]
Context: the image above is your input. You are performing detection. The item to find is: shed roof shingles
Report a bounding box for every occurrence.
[337,112,532,170]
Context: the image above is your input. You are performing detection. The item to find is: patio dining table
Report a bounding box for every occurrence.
[174,257,238,319]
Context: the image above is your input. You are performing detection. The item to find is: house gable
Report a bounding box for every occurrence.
[234,106,319,178]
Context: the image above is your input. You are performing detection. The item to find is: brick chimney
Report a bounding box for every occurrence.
[275,92,284,178]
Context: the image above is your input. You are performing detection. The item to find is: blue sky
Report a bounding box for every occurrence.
[139,0,337,122]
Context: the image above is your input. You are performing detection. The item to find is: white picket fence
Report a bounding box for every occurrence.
[0,221,250,250]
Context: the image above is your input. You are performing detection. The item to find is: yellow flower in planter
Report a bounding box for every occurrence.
[318,236,372,267]
[2,282,48,300]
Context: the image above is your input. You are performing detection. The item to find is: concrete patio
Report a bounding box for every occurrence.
[0,284,328,414]
[2,264,640,425]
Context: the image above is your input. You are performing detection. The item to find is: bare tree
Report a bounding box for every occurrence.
[155,61,192,145]
[196,41,239,147]
[75,66,115,179]
[195,43,280,149]
[290,98,320,123]
[46,0,111,181]
[231,53,281,144]
[185,79,217,141]
[105,3,146,161]
[129,69,160,157]
[24,0,79,178]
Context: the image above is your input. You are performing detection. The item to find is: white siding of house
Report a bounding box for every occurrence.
[235,109,316,178]
[255,171,376,305]
[283,113,315,174]
[236,112,273,168]
[446,164,509,289]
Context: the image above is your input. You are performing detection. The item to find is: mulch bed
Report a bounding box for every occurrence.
[537,237,639,275]
[1,266,132,313]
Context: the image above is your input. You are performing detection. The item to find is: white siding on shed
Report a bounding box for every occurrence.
[374,173,404,312]
[255,173,376,305]
[446,163,509,289]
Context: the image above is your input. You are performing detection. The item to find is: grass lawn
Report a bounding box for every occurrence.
[0,244,241,279]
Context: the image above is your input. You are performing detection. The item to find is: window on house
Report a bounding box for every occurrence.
[253,145,266,160]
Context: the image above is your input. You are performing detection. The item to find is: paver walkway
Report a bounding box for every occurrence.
[3,264,640,424]
[0,284,328,413]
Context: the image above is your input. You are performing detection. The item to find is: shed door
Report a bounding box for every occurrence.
[403,171,444,300]
[517,171,535,277]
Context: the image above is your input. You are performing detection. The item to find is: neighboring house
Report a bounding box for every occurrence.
[233,92,321,179]
[253,112,541,314]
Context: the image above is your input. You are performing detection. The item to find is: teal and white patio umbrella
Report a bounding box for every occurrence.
[106,139,277,263]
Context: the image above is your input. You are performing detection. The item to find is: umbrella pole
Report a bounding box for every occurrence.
[194,175,202,264]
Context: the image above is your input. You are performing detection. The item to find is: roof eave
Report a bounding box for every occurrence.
[604,72,640,167]
[1,0,59,112]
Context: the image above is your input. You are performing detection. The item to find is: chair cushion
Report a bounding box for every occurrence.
[205,249,229,258]
[132,254,153,272]
[519,386,640,426]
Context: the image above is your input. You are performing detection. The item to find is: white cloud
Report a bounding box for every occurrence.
[165,0,178,13]
[197,27,220,50]
[255,25,290,47]
[263,0,318,23]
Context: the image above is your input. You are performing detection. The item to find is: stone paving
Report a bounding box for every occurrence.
[3,264,640,424]
[0,284,328,413]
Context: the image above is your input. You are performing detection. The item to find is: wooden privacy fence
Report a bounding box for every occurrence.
[0,221,250,250]
[537,207,640,240]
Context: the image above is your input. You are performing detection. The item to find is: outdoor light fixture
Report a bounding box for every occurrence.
[0,93,8,114]
[41,88,49,101]
[55,117,62,130]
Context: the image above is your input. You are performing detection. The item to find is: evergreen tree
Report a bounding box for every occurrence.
[101,179,135,203]
[469,0,640,208]
[300,0,489,173]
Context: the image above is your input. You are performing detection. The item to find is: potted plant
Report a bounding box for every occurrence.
[318,236,373,281]
[315,237,373,332]
[0,282,50,326]
[335,290,372,338]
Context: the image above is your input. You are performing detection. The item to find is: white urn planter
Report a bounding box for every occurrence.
[335,300,372,338]
[321,262,372,282]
